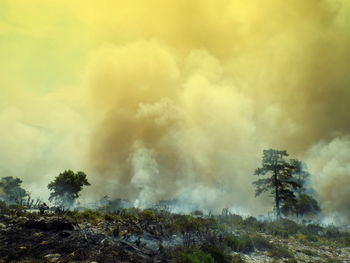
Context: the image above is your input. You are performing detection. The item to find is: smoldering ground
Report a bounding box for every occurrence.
[1,0,350,223]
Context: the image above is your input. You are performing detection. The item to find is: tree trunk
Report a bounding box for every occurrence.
[274,168,280,220]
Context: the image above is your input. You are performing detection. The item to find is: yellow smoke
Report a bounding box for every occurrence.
[1,0,350,219]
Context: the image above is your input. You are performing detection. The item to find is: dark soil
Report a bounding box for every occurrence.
[0,217,161,263]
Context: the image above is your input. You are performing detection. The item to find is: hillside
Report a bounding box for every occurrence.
[0,205,349,263]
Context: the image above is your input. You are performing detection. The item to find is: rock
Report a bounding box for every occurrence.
[44,253,61,263]
[33,232,43,237]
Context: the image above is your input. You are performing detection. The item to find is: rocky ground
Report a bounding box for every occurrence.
[0,208,349,263]
[241,233,350,262]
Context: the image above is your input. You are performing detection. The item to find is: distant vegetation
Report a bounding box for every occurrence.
[0,176,28,204]
[0,157,347,262]
[0,149,322,220]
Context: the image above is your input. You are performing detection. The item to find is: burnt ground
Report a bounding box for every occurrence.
[0,216,163,263]
[0,209,349,263]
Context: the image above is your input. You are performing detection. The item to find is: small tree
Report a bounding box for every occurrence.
[0,176,28,205]
[253,149,301,219]
[294,193,320,218]
[48,170,90,207]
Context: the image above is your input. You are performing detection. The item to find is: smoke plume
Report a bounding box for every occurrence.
[1,0,350,221]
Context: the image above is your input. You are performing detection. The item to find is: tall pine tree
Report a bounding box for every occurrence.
[253,149,301,219]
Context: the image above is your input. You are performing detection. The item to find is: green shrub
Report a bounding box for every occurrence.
[219,214,244,229]
[104,213,115,221]
[121,207,139,217]
[306,224,323,234]
[174,215,205,233]
[306,234,318,242]
[279,219,299,234]
[231,254,246,263]
[224,234,254,253]
[191,210,204,217]
[68,209,103,222]
[229,214,243,224]
[241,216,265,232]
[0,200,8,214]
[143,209,156,221]
[243,216,258,225]
[202,245,230,263]
[296,233,307,242]
[341,236,350,246]
[266,219,300,238]
[251,235,273,251]
[175,248,214,263]
[0,200,6,209]
[7,204,26,216]
[324,227,340,238]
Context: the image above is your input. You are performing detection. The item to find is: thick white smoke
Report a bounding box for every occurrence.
[306,136,350,225]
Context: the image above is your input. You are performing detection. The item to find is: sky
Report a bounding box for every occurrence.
[1,0,350,223]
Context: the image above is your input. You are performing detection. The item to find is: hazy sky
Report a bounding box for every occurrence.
[1,0,350,223]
